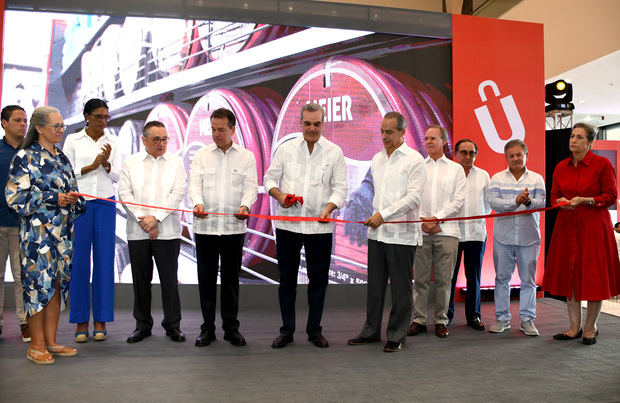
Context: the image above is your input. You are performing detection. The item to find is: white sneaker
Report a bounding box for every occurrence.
[489,320,511,333]
[520,320,539,336]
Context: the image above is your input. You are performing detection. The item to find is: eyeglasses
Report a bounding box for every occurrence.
[150,137,169,145]
[90,114,111,121]
[458,150,477,157]
[48,123,66,132]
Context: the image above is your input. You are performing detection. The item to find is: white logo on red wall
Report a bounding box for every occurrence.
[474,80,525,153]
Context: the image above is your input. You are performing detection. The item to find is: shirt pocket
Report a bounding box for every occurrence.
[201,166,217,188]
[441,174,455,192]
[231,167,247,187]
[315,162,333,184]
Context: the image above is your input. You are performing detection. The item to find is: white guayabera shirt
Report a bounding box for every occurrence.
[264,135,347,234]
[119,151,186,241]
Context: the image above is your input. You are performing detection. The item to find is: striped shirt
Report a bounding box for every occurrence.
[487,167,545,246]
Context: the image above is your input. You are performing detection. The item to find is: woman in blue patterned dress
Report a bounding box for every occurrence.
[5,106,85,364]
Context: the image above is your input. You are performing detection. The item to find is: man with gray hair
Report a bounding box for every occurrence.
[408,125,465,339]
[348,112,425,352]
[264,102,347,349]
[119,121,187,343]
[487,139,545,336]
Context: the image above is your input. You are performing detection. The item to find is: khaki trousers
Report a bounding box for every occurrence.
[413,234,459,325]
[0,226,26,326]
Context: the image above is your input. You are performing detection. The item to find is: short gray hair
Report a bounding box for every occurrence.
[426,124,448,141]
[300,102,325,121]
[504,139,528,154]
[384,111,407,131]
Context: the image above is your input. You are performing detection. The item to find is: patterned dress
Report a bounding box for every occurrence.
[5,143,85,317]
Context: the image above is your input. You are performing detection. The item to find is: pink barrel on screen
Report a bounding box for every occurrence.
[144,102,191,156]
[272,56,453,284]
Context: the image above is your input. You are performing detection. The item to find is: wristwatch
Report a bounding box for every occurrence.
[588,198,594,206]
[524,200,531,207]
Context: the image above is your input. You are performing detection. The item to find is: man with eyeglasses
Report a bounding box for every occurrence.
[189,108,257,347]
[119,121,187,343]
[408,125,465,339]
[447,139,490,330]
[0,105,30,342]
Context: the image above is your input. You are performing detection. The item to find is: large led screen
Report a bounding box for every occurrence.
[2,11,453,285]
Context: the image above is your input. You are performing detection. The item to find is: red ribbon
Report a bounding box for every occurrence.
[70,192,568,224]
[284,194,304,207]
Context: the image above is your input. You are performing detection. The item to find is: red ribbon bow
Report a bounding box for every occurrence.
[284,194,304,207]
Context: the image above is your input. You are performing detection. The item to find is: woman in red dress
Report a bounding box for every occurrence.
[544,123,620,345]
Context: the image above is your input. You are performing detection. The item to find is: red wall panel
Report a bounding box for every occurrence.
[452,14,545,288]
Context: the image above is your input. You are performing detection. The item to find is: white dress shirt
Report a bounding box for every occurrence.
[263,135,348,234]
[487,167,546,246]
[419,154,466,239]
[367,142,426,246]
[189,143,258,235]
[118,151,187,241]
[458,166,491,242]
[63,129,121,199]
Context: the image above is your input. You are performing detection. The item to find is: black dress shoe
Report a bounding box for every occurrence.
[383,341,404,352]
[553,329,583,340]
[224,330,246,346]
[271,334,294,349]
[347,336,381,345]
[165,328,186,342]
[467,317,486,331]
[127,329,152,343]
[308,333,329,348]
[582,330,599,345]
[407,322,427,336]
[195,331,216,346]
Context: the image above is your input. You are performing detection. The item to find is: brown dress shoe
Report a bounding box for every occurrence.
[407,322,427,336]
[435,324,450,338]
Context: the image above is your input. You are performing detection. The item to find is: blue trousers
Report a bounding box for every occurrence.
[69,198,116,323]
[492,239,540,323]
[448,241,485,322]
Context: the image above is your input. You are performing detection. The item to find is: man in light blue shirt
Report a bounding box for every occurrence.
[487,139,545,336]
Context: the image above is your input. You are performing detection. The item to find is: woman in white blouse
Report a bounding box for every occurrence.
[63,99,119,342]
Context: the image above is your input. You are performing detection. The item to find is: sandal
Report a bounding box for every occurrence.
[47,345,78,356]
[27,347,55,364]
[75,330,89,343]
[93,330,107,341]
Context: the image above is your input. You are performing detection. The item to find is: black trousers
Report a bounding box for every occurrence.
[361,240,415,343]
[275,228,332,336]
[448,240,485,322]
[195,233,244,333]
[128,239,181,331]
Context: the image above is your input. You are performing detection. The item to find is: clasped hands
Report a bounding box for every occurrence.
[515,187,531,207]
[193,204,250,221]
[57,192,80,208]
[138,215,159,240]
[93,143,112,170]
[556,196,591,210]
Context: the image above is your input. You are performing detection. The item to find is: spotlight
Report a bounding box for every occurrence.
[545,79,574,112]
